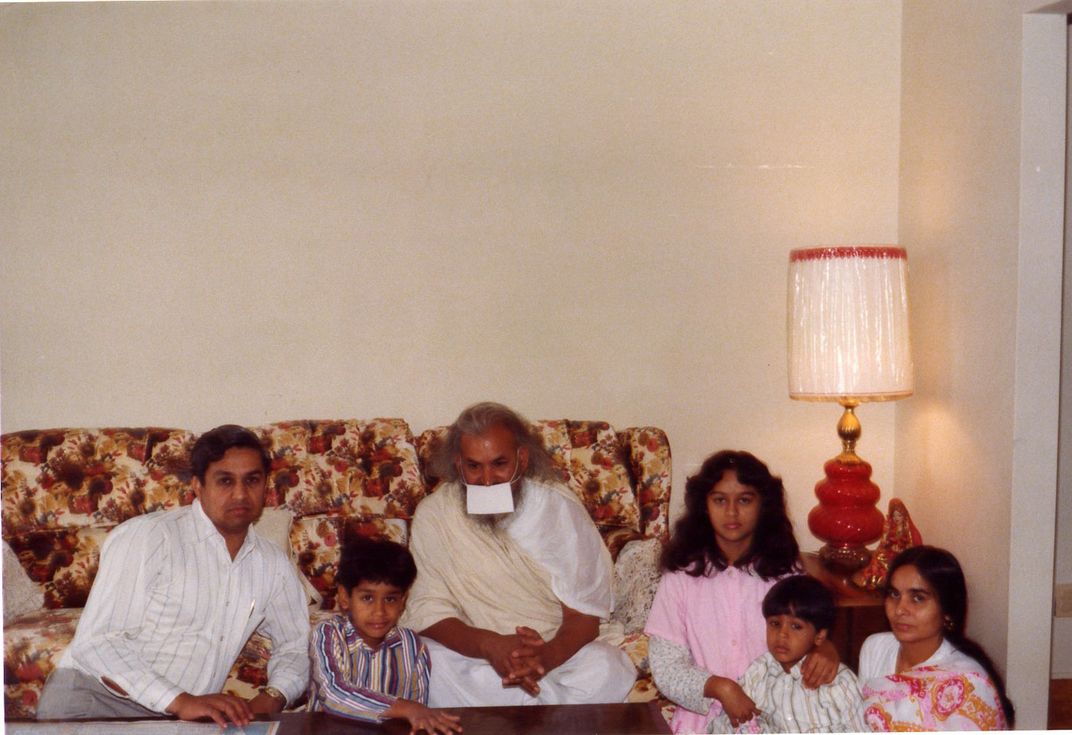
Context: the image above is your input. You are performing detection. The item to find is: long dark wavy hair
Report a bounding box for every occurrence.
[661,450,799,580]
[885,546,1015,727]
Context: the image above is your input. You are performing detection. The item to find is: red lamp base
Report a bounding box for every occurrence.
[808,456,885,572]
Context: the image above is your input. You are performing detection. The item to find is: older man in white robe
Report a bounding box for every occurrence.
[402,402,636,707]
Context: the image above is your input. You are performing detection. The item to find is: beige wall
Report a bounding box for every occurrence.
[0,0,903,551]
[896,0,1018,678]
[5,0,1063,725]
[1058,16,1072,680]
[897,0,1067,727]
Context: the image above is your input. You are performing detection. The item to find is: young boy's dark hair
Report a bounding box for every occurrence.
[762,574,836,632]
[336,536,417,593]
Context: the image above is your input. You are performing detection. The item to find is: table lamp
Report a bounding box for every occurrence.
[787,245,913,571]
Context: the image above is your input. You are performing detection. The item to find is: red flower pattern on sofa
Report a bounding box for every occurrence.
[1,418,671,720]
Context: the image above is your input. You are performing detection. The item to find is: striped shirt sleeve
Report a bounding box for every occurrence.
[824,666,867,732]
[260,560,311,704]
[66,518,185,712]
[308,618,396,722]
[411,631,431,706]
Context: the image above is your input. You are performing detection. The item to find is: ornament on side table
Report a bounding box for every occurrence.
[852,498,922,590]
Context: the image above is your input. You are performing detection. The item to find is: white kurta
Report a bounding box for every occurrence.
[402,479,635,706]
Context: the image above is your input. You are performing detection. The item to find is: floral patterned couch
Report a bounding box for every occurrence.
[1,418,671,720]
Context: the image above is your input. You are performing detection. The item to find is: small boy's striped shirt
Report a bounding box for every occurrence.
[708,651,866,733]
[308,614,430,722]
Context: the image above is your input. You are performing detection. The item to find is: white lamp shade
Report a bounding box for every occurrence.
[788,246,913,402]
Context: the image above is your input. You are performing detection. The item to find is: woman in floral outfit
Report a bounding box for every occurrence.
[857,546,1013,731]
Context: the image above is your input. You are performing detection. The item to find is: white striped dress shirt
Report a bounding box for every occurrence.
[59,500,310,712]
[708,652,866,733]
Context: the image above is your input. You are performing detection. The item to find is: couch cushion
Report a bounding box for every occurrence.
[291,514,409,611]
[556,420,640,534]
[3,542,42,623]
[612,537,662,635]
[623,427,672,542]
[255,420,424,519]
[3,608,81,720]
[5,527,110,609]
[1,428,194,537]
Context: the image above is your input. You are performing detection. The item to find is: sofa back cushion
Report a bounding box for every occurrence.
[1,428,195,536]
[255,419,424,519]
[253,419,426,611]
[1,428,196,609]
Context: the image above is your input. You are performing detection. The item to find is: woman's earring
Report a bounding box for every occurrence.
[944,616,954,631]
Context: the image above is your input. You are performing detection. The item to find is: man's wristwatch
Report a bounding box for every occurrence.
[260,686,287,706]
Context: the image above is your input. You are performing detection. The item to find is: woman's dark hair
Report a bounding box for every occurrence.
[763,575,836,633]
[661,450,799,579]
[885,545,1015,727]
[190,424,270,482]
[336,536,417,593]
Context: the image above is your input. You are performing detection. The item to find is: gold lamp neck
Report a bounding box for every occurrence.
[836,400,864,463]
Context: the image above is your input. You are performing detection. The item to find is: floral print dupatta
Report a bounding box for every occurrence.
[862,665,1008,731]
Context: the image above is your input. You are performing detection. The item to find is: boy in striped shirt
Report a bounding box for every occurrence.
[709,575,866,733]
[308,537,462,734]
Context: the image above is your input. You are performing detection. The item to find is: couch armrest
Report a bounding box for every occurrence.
[621,427,671,543]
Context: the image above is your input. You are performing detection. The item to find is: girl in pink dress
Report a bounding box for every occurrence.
[644,450,838,734]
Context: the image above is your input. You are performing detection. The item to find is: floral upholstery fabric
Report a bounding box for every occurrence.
[291,514,408,611]
[2,418,671,721]
[254,420,423,519]
[623,427,672,542]
[6,527,110,609]
[1,428,194,537]
[222,609,337,707]
[3,608,81,720]
[560,421,640,533]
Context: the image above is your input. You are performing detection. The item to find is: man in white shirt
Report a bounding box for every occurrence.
[401,402,635,707]
[36,425,309,726]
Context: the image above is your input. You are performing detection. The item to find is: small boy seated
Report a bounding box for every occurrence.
[708,575,865,734]
[308,536,462,734]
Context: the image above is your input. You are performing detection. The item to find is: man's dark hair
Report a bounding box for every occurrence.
[762,574,836,633]
[190,424,270,482]
[336,536,417,593]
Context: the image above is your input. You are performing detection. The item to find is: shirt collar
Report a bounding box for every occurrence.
[191,499,256,560]
[762,651,805,679]
[191,499,217,541]
[341,615,401,651]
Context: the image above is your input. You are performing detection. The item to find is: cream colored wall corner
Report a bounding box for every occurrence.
[0,1,902,552]
[896,1,1066,727]
[1058,13,1072,682]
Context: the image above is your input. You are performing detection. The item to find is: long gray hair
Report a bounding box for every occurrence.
[432,402,561,484]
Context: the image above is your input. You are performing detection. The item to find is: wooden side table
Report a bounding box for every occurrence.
[801,552,888,671]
